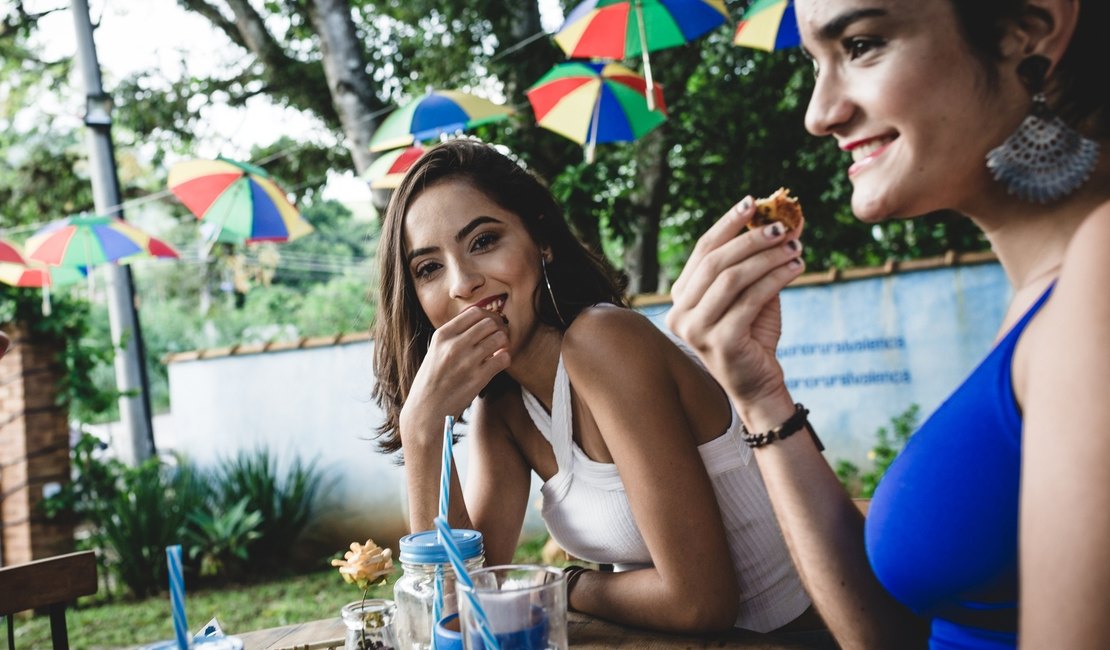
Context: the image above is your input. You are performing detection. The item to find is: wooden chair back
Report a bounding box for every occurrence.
[0,551,98,650]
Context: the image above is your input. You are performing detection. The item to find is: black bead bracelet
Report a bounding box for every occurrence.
[740,403,824,451]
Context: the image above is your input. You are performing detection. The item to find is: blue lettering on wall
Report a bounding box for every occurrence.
[778,337,906,358]
[785,370,912,390]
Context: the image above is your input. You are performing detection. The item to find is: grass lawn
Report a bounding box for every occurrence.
[10,536,550,649]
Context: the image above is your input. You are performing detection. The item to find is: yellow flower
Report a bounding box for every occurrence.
[332,538,394,591]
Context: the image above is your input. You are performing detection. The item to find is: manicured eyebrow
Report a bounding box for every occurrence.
[456,216,500,243]
[817,7,888,40]
[406,215,503,263]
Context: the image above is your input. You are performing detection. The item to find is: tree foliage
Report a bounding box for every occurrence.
[0,0,992,422]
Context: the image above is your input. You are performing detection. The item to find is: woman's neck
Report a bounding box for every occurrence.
[505,324,563,411]
[972,157,1110,291]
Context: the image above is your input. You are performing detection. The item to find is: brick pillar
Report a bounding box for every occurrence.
[0,323,74,567]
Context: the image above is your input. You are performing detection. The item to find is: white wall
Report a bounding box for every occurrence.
[164,338,548,556]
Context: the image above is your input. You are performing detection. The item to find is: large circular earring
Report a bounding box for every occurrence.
[985,55,1100,203]
[541,256,567,328]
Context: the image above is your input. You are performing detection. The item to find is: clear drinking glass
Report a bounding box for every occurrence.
[456,564,567,650]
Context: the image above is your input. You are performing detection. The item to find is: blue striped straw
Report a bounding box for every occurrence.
[166,545,189,650]
[434,516,500,650]
[432,416,454,649]
[440,415,454,522]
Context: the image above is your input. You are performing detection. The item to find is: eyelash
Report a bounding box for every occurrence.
[411,232,501,280]
[843,36,883,60]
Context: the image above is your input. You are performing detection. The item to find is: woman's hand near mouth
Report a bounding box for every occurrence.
[400,305,511,445]
[400,305,511,533]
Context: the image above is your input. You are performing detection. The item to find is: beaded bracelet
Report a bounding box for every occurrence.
[740,403,825,451]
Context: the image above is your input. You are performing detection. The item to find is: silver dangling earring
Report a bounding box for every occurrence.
[986,55,1100,204]
[541,256,567,328]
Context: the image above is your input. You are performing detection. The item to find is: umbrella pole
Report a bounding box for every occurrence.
[586,85,602,164]
[635,0,656,112]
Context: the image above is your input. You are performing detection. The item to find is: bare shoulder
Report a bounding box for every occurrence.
[561,305,670,373]
[1056,200,1110,305]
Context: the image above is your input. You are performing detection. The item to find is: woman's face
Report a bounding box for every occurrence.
[798,0,1026,222]
[403,180,543,339]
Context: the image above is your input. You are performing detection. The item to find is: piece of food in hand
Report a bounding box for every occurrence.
[748,187,804,231]
[332,538,394,590]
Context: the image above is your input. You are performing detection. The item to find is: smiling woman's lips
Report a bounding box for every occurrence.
[477,295,507,314]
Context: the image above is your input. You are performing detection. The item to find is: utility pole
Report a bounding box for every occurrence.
[71,0,156,465]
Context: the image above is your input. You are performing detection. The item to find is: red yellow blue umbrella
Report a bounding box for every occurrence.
[554,0,728,110]
[167,156,313,244]
[362,146,426,190]
[368,91,514,152]
[527,61,667,162]
[733,0,800,51]
[26,215,177,267]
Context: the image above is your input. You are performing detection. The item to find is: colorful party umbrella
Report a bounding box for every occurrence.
[527,61,667,162]
[554,0,728,110]
[26,215,172,268]
[733,0,800,51]
[362,145,427,190]
[1,239,26,265]
[368,91,514,152]
[0,263,86,288]
[167,157,313,245]
[0,255,87,315]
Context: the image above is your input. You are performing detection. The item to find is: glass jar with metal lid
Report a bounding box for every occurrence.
[392,529,484,650]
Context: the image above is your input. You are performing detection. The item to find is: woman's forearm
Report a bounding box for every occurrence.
[400,409,470,534]
[569,566,739,634]
[739,392,926,647]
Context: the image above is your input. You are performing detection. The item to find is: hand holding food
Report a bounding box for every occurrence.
[666,191,805,405]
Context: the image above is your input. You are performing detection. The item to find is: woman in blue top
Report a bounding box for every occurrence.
[667,0,1108,648]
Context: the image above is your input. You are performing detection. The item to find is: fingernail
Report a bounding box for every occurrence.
[786,239,800,252]
[764,223,783,239]
[734,197,752,214]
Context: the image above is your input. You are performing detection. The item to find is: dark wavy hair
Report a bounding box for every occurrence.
[950,0,1107,137]
[371,139,627,457]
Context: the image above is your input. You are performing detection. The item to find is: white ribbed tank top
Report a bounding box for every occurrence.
[520,350,811,633]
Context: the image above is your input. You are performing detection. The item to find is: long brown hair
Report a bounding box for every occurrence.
[371,139,626,458]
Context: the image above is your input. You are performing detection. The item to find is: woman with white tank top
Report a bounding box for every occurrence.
[372,139,816,634]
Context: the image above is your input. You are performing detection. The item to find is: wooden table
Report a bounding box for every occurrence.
[236,613,837,649]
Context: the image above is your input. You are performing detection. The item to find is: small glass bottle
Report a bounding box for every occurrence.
[392,529,484,650]
[341,599,398,650]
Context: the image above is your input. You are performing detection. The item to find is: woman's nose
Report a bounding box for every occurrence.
[804,68,854,137]
[448,261,483,299]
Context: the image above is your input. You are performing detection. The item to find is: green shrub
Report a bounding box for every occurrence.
[98,457,209,598]
[836,404,920,498]
[212,448,325,571]
[186,496,264,578]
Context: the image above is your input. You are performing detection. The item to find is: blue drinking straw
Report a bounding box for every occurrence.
[434,516,500,650]
[166,545,190,650]
[433,416,454,649]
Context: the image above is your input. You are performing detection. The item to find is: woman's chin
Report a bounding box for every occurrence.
[851,194,894,225]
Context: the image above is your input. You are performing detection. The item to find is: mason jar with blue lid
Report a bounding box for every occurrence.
[393,529,484,650]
